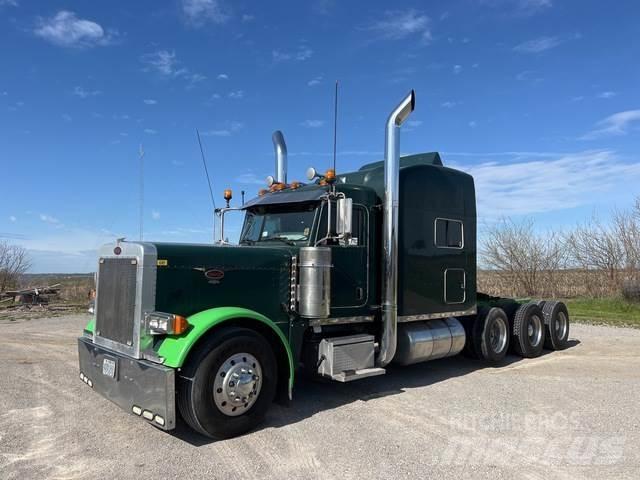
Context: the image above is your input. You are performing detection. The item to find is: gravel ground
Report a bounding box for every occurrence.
[1,314,638,479]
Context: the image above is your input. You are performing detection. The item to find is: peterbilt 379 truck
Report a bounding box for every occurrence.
[78,91,570,439]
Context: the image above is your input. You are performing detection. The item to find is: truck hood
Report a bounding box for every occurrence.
[152,243,295,321]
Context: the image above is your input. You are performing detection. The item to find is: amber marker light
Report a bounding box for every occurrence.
[172,315,189,335]
[258,189,267,196]
[273,182,286,191]
[325,169,336,184]
[290,181,301,189]
[223,189,233,201]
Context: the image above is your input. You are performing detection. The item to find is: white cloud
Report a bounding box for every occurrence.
[405,120,423,132]
[9,215,16,222]
[366,9,432,43]
[453,64,462,74]
[202,121,244,137]
[182,0,230,27]
[151,210,160,220]
[217,73,229,80]
[0,1,19,7]
[597,91,617,99]
[40,213,60,224]
[468,120,477,128]
[141,50,205,88]
[144,128,157,135]
[441,101,459,108]
[480,0,552,16]
[300,120,325,128]
[235,172,267,185]
[571,96,584,102]
[141,50,178,76]
[513,36,561,53]
[454,150,640,218]
[308,76,323,87]
[143,99,157,105]
[73,86,101,98]
[580,110,640,140]
[241,14,255,22]
[61,113,72,122]
[34,11,116,48]
[228,90,244,99]
[272,46,313,62]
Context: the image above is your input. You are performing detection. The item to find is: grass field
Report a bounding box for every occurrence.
[565,298,640,328]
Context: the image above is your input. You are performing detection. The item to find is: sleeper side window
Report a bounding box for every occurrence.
[435,218,463,249]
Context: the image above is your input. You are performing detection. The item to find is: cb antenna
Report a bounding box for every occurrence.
[196,129,217,241]
[138,144,145,241]
[332,80,338,173]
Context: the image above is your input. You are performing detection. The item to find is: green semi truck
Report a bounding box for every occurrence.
[78,91,570,439]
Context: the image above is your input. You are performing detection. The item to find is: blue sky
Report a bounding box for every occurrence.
[1,0,639,273]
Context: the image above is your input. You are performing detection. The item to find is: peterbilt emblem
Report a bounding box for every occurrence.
[204,269,225,282]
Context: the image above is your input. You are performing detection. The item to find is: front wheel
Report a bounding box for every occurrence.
[177,327,277,439]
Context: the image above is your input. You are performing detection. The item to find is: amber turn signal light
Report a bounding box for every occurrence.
[172,315,189,335]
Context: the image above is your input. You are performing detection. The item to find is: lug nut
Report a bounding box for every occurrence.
[229,381,235,387]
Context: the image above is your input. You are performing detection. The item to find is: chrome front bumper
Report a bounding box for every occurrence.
[77,337,176,430]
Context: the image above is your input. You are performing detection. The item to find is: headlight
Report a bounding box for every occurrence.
[145,312,189,335]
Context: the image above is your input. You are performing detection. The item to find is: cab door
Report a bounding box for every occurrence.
[316,202,369,310]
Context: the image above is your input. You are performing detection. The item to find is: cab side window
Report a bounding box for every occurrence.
[435,218,463,249]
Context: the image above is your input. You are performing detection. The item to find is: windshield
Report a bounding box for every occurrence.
[240,204,317,246]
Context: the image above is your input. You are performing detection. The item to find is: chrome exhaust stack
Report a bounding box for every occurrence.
[377,90,416,367]
[272,130,288,184]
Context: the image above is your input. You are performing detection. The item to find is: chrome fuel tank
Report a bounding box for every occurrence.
[394,317,466,365]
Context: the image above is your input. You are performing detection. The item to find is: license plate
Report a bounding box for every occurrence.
[102,357,117,378]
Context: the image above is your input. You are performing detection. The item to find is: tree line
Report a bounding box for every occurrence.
[479,196,640,300]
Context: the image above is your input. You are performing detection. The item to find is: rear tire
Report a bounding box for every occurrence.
[542,301,570,350]
[177,327,277,439]
[512,303,545,358]
[474,307,510,363]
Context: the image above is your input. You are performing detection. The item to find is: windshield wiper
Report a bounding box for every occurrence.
[261,236,296,246]
[239,239,255,245]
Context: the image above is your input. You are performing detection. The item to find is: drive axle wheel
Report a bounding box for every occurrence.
[469,307,510,363]
[541,301,570,350]
[177,327,277,439]
[478,307,510,363]
[512,302,545,358]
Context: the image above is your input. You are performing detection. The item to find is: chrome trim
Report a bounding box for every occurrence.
[272,130,288,184]
[444,268,466,304]
[398,306,477,323]
[93,241,157,358]
[290,255,297,312]
[379,90,415,367]
[434,217,464,249]
[308,315,375,327]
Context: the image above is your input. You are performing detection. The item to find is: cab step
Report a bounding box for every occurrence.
[329,367,386,382]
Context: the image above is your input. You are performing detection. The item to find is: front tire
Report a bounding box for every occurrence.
[177,327,277,439]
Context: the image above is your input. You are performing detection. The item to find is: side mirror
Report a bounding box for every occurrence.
[336,197,353,237]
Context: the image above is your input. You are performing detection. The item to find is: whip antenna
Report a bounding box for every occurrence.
[138,144,145,241]
[332,80,338,172]
[196,129,217,241]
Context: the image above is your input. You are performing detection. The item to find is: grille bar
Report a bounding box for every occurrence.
[95,257,138,346]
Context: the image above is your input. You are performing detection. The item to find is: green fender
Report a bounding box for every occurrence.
[156,307,295,393]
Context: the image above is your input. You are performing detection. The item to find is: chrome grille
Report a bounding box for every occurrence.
[95,257,138,346]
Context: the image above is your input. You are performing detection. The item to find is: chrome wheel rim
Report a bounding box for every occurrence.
[528,314,543,347]
[488,318,508,354]
[213,352,262,417]
[555,311,568,340]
